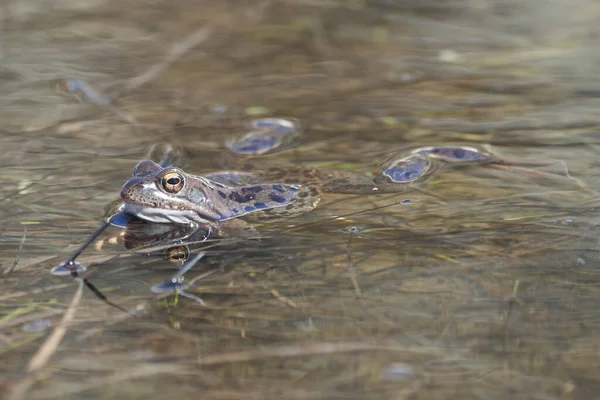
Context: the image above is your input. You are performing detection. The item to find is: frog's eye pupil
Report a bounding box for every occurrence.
[161,172,184,193]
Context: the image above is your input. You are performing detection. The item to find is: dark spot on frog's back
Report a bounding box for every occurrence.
[254,202,267,209]
[217,190,227,199]
[229,192,244,202]
[269,193,288,204]
[229,192,255,203]
[244,206,255,212]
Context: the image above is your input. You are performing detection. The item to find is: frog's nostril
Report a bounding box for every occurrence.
[120,186,130,200]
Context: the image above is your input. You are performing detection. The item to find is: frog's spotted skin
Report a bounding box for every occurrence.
[120,160,318,225]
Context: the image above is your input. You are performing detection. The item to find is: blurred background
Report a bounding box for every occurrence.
[1,1,600,399]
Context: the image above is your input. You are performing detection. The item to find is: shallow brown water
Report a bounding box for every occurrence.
[1,1,600,399]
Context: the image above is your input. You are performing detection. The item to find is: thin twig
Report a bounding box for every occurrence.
[346,230,362,298]
[197,340,447,365]
[5,226,27,275]
[270,290,297,308]
[27,281,83,372]
[504,279,520,350]
[7,281,84,400]
[123,27,213,93]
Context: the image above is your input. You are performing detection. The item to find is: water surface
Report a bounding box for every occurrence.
[1,1,600,399]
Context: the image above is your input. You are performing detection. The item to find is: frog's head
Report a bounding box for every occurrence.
[120,160,224,225]
[120,160,302,225]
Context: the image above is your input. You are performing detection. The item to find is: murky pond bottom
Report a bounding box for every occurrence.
[1,1,600,399]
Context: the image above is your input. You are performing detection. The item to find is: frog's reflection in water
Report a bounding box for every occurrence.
[112,212,221,306]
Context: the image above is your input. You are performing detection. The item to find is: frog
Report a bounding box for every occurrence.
[118,144,494,230]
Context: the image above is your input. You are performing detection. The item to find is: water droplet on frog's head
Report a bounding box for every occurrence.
[380,154,431,183]
[51,262,86,276]
[414,146,490,163]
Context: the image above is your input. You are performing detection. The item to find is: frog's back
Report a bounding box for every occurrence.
[204,170,321,219]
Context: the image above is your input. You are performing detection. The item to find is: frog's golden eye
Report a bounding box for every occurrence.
[167,246,189,262]
[161,171,184,193]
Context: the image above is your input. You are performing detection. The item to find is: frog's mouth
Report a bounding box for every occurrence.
[122,203,207,225]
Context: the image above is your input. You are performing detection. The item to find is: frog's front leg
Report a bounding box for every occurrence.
[217,219,260,239]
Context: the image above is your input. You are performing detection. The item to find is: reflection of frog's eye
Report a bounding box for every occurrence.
[167,246,189,262]
[161,172,184,193]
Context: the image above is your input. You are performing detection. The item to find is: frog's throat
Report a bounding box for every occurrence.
[122,203,214,225]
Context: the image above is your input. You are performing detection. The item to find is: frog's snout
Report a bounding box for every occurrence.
[120,178,145,204]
